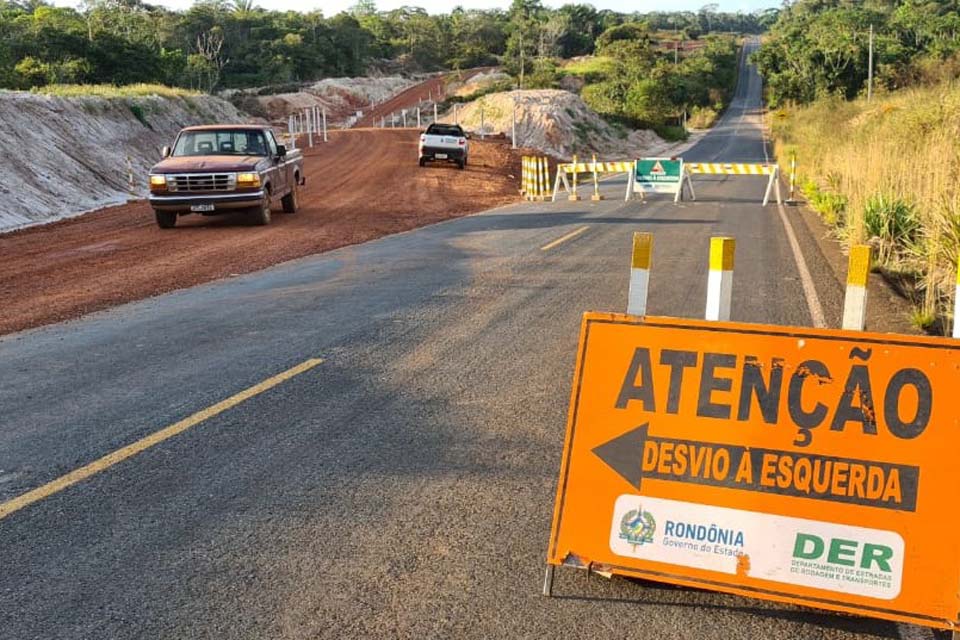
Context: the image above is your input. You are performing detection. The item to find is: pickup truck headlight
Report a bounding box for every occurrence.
[236,172,261,188]
[149,175,167,191]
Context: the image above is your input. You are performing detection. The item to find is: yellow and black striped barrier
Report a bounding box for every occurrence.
[685,163,776,176]
[552,158,637,202]
[522,156,550,201]
[684,162,782,206]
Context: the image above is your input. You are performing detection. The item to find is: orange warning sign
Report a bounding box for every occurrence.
[547,312,960,630]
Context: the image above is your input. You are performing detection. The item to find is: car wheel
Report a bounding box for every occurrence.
[281,181,298,213]
[457,159,465,170]
[250,195,271,226]
[154,210,177,229]
[419,157,427,167]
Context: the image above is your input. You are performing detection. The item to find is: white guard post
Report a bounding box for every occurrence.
[706,237,735,321]
[627,232,653,315]
[842,245,871,331]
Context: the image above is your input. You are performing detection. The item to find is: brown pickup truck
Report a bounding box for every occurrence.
[148,124,304,228]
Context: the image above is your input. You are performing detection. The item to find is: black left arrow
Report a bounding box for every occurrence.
[591,423,649,489]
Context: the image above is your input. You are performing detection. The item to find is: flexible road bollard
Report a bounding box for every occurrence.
[787,153,798,204]
[706,237,735,321]
[842,245,871,331]
[627,232,653,316]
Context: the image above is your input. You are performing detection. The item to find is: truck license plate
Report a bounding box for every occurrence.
[190,204,215,212]
[435,153,447,160]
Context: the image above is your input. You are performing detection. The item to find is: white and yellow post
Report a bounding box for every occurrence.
[521,157,529,198]
[591,154,603,202]
[706,237,735,321]
[569,155,581,202]
[628,232,653,316]
[954,260,960,339]
[538,157,548,201]
[842,245,871,331]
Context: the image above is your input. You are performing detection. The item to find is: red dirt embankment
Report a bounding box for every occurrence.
[355,69,487,128]
[0,129,521,336]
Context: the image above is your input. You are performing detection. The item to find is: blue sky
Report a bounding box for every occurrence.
[54,0,782,15]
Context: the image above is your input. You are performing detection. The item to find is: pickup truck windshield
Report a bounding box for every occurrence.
[172,130,269,157]
[425,124,464,137]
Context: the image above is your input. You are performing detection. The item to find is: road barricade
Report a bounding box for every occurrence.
[522,156,550,201]
[627,158,695,203]
[684,162,782,206]
[552,157,635,202]
[544,233,960,634]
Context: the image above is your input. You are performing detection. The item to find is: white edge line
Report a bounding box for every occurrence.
[755,45,826,329]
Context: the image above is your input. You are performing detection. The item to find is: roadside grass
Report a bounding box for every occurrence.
[563,56,617,83]
[688,105,719,129]
[771,83,960,332]
[31,83,201,99]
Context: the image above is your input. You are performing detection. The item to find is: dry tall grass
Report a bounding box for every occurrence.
[771,83,960,330]
[31,83,201,99]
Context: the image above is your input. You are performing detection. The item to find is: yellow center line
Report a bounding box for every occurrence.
[541,225,590,251]
[0,357,324,521]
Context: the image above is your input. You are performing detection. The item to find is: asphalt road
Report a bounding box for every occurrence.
[0,41,926,639]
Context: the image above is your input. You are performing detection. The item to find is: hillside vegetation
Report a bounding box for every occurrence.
[758,0,960,330]
[754,0,960,106]
[773,84,960,331]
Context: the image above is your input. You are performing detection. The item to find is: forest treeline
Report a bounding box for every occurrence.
[0,0,774,91]
[753,0,960,105]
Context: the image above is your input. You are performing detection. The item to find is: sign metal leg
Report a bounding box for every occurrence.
[542,565,555,597]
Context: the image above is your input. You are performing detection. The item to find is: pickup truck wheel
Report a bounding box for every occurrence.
[457,159,465,170]
[418,157,426,167]
[281,182,299,213]
[249,196,271,226]
[154,210,177,229]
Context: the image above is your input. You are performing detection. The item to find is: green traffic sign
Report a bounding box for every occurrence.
[636,158,682,184]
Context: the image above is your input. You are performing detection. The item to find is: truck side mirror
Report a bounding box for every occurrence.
[161,146,171,158]
[276,144,287,158]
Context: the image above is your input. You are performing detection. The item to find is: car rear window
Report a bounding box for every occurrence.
[426,125,464,137]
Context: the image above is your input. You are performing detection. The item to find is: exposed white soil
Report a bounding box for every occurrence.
[250,76,417,124]
[447,89,678,160]
[450,70,511,97]
[0,91,245,233]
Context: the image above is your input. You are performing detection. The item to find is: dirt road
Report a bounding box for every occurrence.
[355,69,487,128]
[0,129,521,336]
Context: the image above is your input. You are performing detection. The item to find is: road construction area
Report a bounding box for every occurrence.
[0,129,520,336]
[0,43,939,640]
